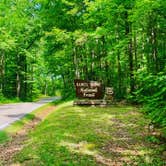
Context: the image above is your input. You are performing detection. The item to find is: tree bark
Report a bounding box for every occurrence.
[16,71,21,98]
[125,12,134,94]
[0,50,5,95]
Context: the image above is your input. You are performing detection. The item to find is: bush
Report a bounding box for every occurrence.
[133,71,166,129]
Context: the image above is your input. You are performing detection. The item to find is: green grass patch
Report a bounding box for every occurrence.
[0,97,20,104]
[13,102,166,166]
[0,95,54,104]
[0,131,10,144]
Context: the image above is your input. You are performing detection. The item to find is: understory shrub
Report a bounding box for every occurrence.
[134,71,166,132]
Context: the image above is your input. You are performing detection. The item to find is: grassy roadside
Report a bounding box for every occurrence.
[0,97,20,105]
[0,95,55,105]
[0,103,53,144]
[9,102,165,166]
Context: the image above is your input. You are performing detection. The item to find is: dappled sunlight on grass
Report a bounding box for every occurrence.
[75,109,85,113]
[0,131,10,144]
[12,103,166,165]
[91,113,115,126]
[59,141,97,156]
[63,133,77,139]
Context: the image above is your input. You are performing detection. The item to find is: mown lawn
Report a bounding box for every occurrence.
[12,102,165,166]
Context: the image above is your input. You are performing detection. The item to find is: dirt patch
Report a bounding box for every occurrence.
[0,105,56,165]
[98,115,166,165]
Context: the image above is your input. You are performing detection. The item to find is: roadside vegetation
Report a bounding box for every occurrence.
[0,0,165,131]
[0,97,20,104]
[0,0,165,165]
[0,103,54,144]
[4,102,164,166]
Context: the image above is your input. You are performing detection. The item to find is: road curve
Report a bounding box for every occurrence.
[0,97,58,130]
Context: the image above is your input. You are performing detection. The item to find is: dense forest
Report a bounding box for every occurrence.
[0,0,165,128]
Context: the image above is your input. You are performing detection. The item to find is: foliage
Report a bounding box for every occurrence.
[134,71,166,128]
[0,0,165,129]
[0,131,10,144]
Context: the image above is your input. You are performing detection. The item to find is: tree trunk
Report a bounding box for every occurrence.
[133,33,138,71]
[125,12,134,94]
[73,46,80,79]
[16,71,21,98]
[0,50,5,94]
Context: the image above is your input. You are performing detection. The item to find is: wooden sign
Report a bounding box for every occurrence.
[105,87,114,95]
[105,87,114,101]
[74,79,103,99]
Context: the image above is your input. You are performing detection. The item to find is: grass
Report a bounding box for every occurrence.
[12,102,166,166]
[0,131,10,144]
[0,95,49,104]
[0,97,20,104]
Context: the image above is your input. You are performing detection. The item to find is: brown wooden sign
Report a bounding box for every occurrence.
[74,79,103,99]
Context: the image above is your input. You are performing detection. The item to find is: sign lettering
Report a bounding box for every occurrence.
[74,79,103,99]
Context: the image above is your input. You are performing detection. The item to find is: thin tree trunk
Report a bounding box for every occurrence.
[61,74,66,89]
[44,81,47,96]
[125,12,134,93]
[134,33,138,71]
[117,50,122,96]
[152,26,158,73]
[73,46,80,79]
[91,50,95,80]
[129,37,134,93]
[0,50,5,94]
[16,71,21,98]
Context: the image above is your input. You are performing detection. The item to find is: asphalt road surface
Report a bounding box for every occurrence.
[0,97,58,130]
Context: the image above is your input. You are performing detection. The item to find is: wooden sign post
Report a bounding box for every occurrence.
[73,79,105,106]
[74,79,103,99]
[105,87,114,101]
[74,80,114,106]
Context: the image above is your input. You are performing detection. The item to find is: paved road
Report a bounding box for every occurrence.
[0,97,58,130]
